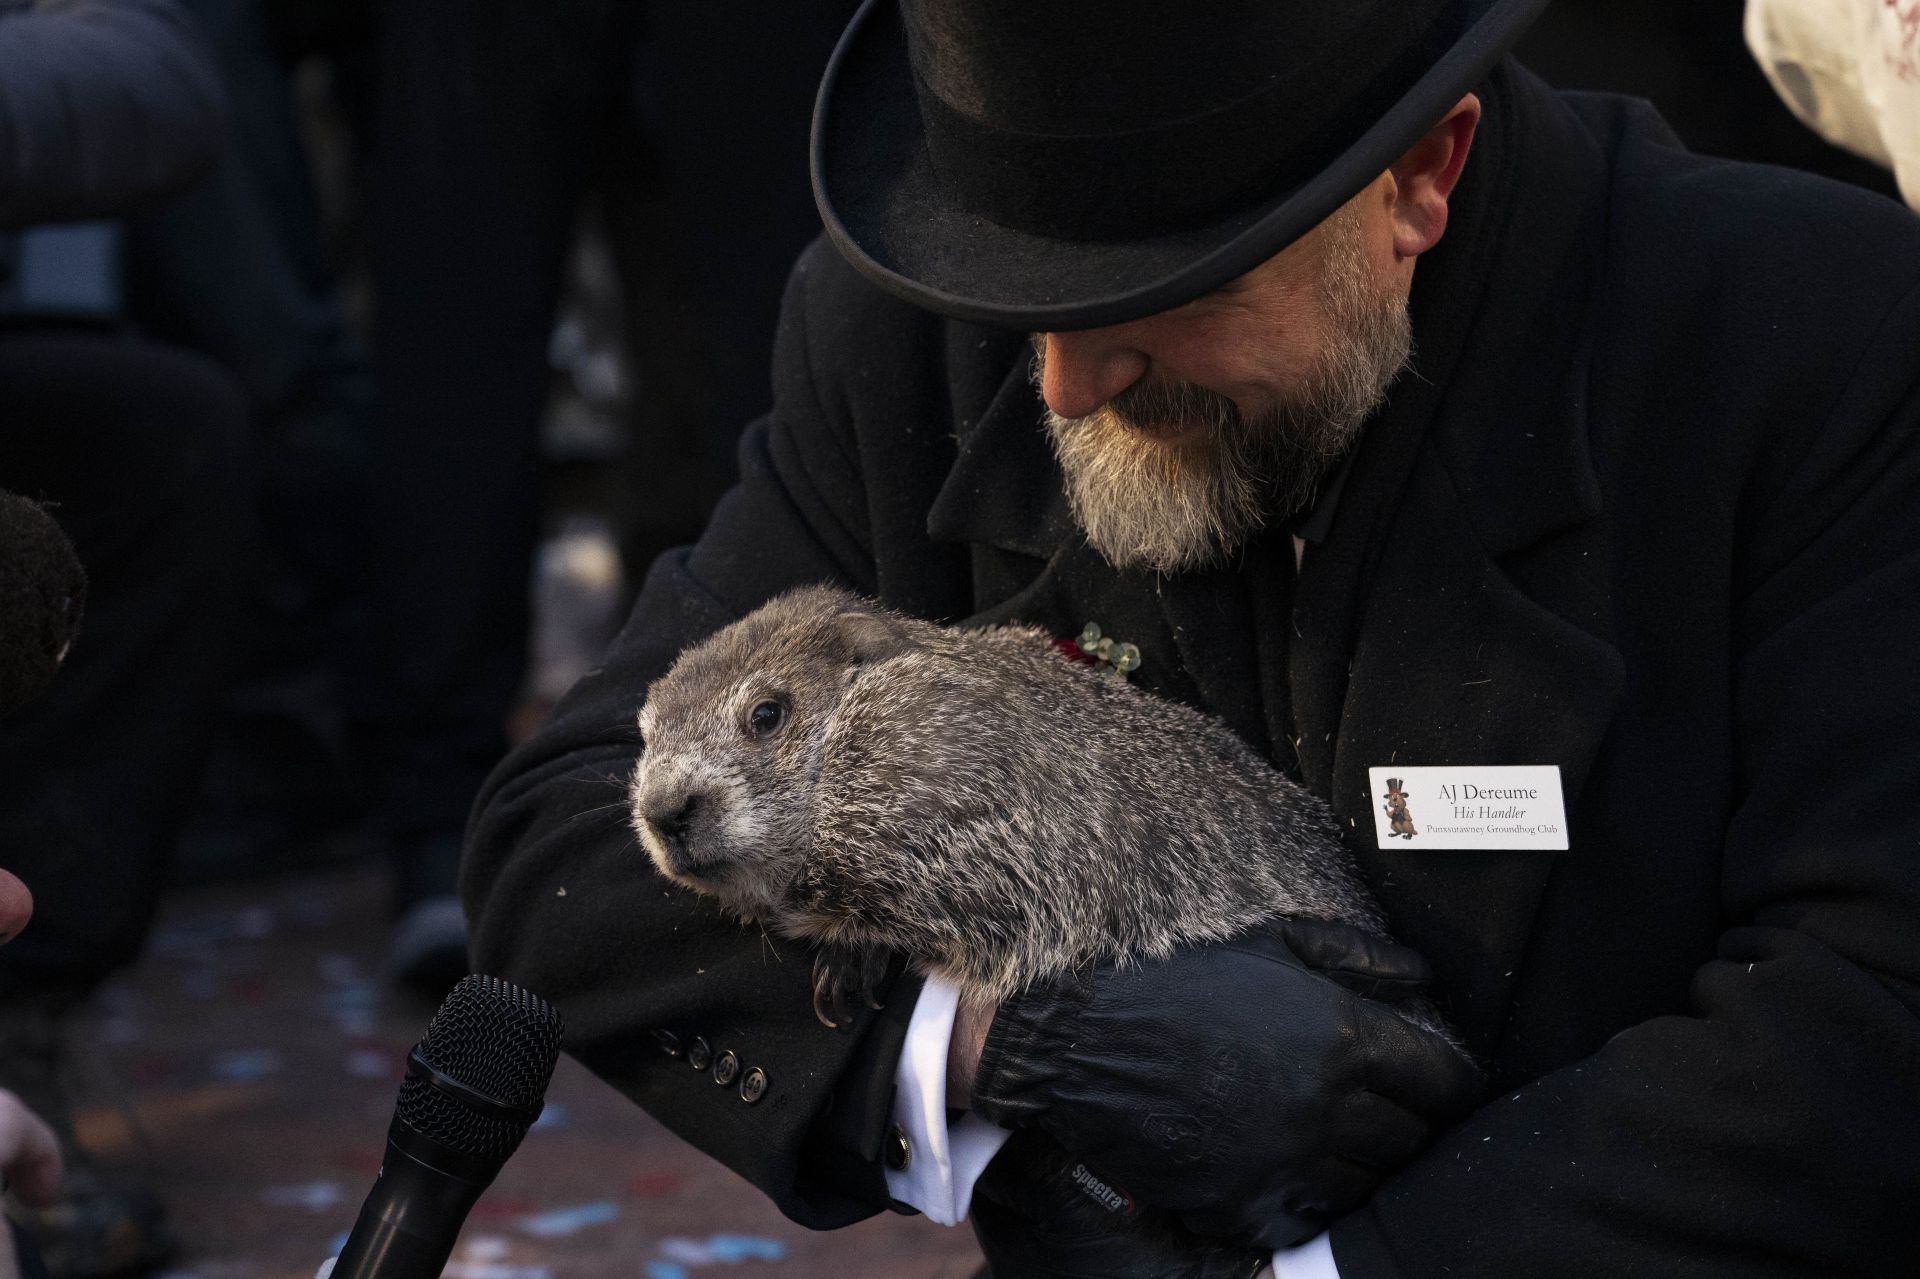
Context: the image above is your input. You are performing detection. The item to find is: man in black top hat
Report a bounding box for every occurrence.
[463,0,1920,1274]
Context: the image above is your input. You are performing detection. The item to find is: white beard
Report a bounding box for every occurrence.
[1040,203,1413,575]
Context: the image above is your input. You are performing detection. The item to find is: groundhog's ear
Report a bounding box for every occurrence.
[836,609,912,666]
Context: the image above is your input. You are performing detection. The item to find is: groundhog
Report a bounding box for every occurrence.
[629,583,1449,1040]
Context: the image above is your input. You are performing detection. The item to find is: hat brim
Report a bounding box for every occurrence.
[812,0,1552,331]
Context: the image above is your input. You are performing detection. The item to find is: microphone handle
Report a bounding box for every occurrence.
[331,1120,498,1279]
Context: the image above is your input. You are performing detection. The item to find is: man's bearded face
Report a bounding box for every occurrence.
[1035,200,1413,575]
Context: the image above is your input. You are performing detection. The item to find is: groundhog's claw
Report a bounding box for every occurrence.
[811,956,844,1029]
[811,945,890,1030]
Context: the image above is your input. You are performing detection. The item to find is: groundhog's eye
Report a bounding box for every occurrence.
[748,700,787,738]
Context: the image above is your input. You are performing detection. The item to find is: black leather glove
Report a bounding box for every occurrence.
[969,1130,1269,1279]
[971,919,1484,1252]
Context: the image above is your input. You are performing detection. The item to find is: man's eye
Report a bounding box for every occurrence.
[749,701,787,737]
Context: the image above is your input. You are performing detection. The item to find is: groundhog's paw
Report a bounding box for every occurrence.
[810,943,890,1030]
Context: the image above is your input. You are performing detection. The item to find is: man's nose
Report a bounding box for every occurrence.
[1037,330,1149,420]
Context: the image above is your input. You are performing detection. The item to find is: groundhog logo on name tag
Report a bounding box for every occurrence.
[1382,777,1418,840]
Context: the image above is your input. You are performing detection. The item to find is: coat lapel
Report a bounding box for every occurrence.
[1288,63,1629,1051]
[1153,538,1289,764]
[1325,465,1625,1050]
[926,340,1069,562]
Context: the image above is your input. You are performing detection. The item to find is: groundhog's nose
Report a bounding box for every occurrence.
[650,792,700,845]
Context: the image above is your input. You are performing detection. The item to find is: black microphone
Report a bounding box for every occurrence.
[332,975,564,1279]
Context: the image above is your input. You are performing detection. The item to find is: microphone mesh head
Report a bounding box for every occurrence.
[397,975,564,1162]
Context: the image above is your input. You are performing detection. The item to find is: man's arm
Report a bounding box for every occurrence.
[461,244,925,1227]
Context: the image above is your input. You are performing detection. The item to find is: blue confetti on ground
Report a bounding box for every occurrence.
[211,1048,283,1082]
[643,1266,688,1279]
[518,1201,618,1238]
[321,982,379,1011]
[706,1236,785,1263]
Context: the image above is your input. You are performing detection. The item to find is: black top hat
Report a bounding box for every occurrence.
[812,0,1552,331]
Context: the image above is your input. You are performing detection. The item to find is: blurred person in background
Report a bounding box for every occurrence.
[119,0,379,883]
[78,0,858,1002]
[1515,0,1904,196]
[0,2,248,1273]
[353,0,856,992]
[1745,0,1920,210]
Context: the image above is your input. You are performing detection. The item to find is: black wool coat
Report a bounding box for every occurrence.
[463,61,1920,1277]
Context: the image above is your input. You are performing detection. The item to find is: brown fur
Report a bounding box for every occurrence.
[630,585,1449,1040]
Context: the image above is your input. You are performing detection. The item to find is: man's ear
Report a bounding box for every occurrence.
[1387,94,1481,260]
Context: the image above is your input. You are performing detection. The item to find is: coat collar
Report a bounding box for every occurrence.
[1287,59,1614,786]
[926,343,1070,559]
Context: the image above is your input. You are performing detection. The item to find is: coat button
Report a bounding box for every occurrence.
[739,1067,768,1104]
[711,1050,740,1086]
[687,1037,712,1071]
[653,1030,683,1058]
[883,1124,911,1172]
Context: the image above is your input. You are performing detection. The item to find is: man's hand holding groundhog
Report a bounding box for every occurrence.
[963,918,1484,1253]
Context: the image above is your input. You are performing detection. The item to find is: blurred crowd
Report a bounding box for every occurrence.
[0,0,854,1271]
[0,0,1909,1275]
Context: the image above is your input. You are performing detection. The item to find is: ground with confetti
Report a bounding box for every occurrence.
[66,864,985,1279]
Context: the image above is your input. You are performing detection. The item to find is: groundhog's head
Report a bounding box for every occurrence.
[629,585,912,924]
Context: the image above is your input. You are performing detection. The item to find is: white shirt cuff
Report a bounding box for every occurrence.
[1270,1231,1338,1279]
[884,974,1012,1226]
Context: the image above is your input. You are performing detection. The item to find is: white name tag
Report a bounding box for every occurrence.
[1367,766,1568,851]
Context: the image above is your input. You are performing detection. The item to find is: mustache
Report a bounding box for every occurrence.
[1103,376,1243,439]
[1025,340,1245,442]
